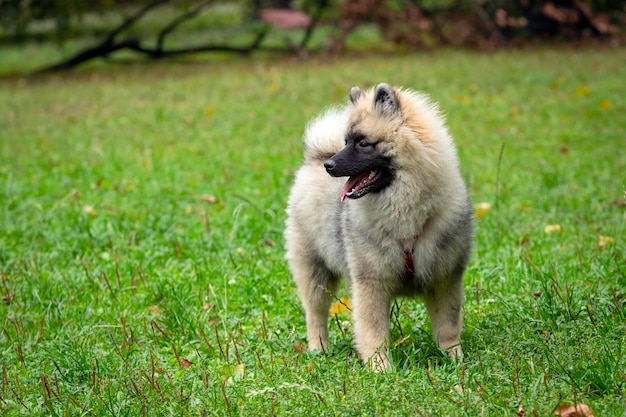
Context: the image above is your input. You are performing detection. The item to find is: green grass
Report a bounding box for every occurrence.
[1,48,625,416]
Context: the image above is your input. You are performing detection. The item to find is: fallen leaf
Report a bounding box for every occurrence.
[68,189,80,200]
[329,295,351,315]
[575,85,590,96]
[554,403,594,417]
[234,363,245,380]
[294,341,307,353]
[148,305,162,314]
[599,99,612,110]
[474,202,491,218]
[454,94,471,105]
[612,198,625,207]
[266,81,278,94]
[83,205,97,218]
[306,362,315,372]
[204,106,215,117]
[179,358,194,367]
[598,235,614,249]
[550,76,567,90]
[2,293,13,303]
[201,194,217,203]
[544,224,562,234]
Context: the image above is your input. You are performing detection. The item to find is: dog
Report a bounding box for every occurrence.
[284,83,473,370]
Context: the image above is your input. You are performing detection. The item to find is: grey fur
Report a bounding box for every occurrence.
[285,84,473,370]
[373,83,400,115]
[349,86,363,104]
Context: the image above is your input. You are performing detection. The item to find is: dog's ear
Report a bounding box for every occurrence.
[374,83,399,116]
[349,86,363,104]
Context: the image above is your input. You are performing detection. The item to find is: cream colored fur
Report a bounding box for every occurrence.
[285,84,473,370]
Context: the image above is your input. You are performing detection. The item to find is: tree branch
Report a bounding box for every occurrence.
[32,0,318,74]
[156,0,215,53]
[35,38,141,73]
[130,29,269,58]
[299,0,328,50]
[106,0,169,45]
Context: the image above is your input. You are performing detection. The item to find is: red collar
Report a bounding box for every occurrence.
[402,218,429,282]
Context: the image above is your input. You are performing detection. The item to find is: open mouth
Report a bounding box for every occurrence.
[341,169,392,202]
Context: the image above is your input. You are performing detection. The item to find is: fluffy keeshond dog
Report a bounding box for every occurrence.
[284,83,473,370]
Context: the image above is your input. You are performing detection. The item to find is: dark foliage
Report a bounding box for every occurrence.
[331,0,624,51]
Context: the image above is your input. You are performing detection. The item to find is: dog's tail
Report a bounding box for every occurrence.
[302,107,348,164]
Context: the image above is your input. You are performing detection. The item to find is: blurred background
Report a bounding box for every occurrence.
[1,0,624,74]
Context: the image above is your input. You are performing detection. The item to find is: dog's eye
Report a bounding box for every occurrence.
[358,140,373,148]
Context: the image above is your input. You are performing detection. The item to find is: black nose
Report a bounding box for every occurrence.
[323,159,335,172]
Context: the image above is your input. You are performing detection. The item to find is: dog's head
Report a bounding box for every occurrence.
[324,83,403,202]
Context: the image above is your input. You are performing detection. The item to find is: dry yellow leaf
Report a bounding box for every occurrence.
[598,235,614,249]
[148,305,162,314]
[201,194,217,203]
[599,99,612,110]
[83,205,97,218]
[544,224,562,234]
[329,295,351,315]
[235,363,245,378]
[474,202,491,218]
[454,95,471,105]
[266,82,278,94]
[575,85,590,96]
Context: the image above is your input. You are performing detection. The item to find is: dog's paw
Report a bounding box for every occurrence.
[445,344,463,360]
[366,349,393,372]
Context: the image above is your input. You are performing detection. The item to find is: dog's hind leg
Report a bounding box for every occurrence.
[423,276,464,359]
[292,258,339,351]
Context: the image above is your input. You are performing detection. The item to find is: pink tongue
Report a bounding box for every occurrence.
[341,172,369,202]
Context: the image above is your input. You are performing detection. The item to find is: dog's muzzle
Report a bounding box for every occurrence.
[323,159,337,174]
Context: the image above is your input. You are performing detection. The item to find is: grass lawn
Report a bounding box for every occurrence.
[1,47,625,416]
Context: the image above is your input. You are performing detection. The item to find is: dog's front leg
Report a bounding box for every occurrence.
[292,259,338,351]
[351,280,392,371]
